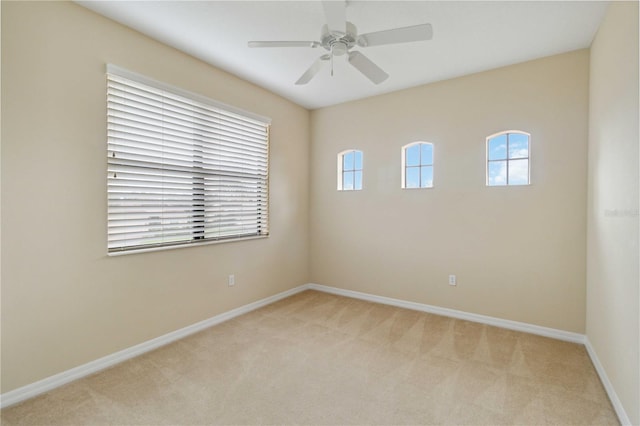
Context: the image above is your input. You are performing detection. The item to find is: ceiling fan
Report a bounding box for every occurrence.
[248,1,433,85]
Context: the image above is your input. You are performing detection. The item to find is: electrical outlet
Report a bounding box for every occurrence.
[228,274,235,286]
[448,275,457,286]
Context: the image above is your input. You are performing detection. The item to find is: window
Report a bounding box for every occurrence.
[486,131,530,186]
[402,142,433,188]
[337,150,363,191]
[107,65,270,254]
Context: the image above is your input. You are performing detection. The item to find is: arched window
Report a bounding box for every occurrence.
[486,131,530,186]
[402,142,433,189]
[337,149,363,191]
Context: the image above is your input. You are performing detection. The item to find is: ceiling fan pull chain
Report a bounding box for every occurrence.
[330,47,334,76]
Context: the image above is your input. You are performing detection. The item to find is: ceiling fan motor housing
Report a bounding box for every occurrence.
[321,22,357,55]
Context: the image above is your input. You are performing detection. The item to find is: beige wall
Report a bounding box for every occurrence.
[1,1,310,393]
[310,50,590,333]
[587,2,639,424]
[2,1,635,416]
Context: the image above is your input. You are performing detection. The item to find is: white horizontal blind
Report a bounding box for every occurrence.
[107,68,270,253]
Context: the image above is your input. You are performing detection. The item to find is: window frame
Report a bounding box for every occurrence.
[106,64,271,255]
[401,141,434,189]
[337,149,363,191]
[486,130,531,186]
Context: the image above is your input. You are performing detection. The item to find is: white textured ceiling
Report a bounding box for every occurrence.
[76,1,608,110]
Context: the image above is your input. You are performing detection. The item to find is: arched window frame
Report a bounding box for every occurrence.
[486,130,531,186]
[401,142,434,189]
[337,149,363,191]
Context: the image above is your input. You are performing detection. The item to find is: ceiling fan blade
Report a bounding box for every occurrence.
[357,24,433,47]
[322,0,347,35]
[295,54,331,85]
[348,51,388,84]
[248,41,321,48]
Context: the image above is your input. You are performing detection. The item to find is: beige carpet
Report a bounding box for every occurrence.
[1,290,618,425]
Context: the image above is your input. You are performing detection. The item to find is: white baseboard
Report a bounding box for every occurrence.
[0,284,308,409]
[307,283,585,343]
[584,337,632,425]
[2,281,630,426]
[307,283,633,425]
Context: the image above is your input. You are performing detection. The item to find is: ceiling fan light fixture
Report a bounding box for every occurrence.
[331,41,348,56]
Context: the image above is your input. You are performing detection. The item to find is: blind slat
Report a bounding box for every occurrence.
[107,68,270,253]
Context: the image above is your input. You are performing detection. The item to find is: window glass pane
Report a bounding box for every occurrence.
[354,150,363,170]
[343,151,354,171]
[488,161,507,186]
[509,133,529,159]
[406,145,420,166]
[508,159,529,185]
[354,170,362,190]
[406,167,420,188]
[421,143,433,165]
[488,134,507,160]
[421,166,433,188]
[343,171,354,190]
